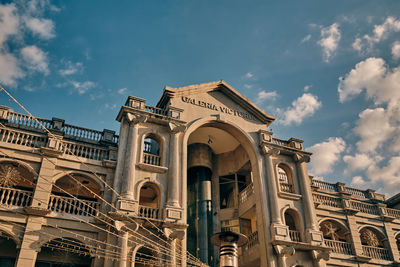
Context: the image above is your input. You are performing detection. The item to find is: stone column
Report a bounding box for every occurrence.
[295,153,323,245]
[383,220,400,263]
[15,217,44,267]
[167,123,186,207]
[261,144,289,242]
[345,214,365,259]
[121,114,147,200]
[119,231,129,267]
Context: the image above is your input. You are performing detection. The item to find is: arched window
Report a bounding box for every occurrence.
[277,164,294,193]
[36,238,92,266]
[284,209,302,242]
[143,135,161,166]
[0,162,35,208]
[359,227,391,261]
[48,174,102,217]
[0,231,18,266]
[138,182,160,220]
[319,220,353,255]
[135,246,158,267]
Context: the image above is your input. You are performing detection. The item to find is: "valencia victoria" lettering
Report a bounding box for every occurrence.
[181,96,257,121]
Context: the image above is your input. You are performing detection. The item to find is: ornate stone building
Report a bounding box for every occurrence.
[1,80,400,267]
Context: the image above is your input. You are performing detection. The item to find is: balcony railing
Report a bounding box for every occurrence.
[244,231,259,251]
[142,152,161,166]
[239,183,254,204]
[350,201,380,215]
[280,182,294,193]
[313,193,342,208]
[0,127,47,148]
[324,239,354,255]
[48,195,99,217]
[138,205,159,220]
[58,140,109,161]
[362,245,391,261]
[289,230,301,242]
[0,186,32,208]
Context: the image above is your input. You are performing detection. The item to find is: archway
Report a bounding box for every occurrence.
[138,182,160,219]
[134,246,158,267]
[0,231,18,267]
[184,119,261,266]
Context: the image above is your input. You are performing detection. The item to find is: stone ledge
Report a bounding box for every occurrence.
[278,191,302,201]
[137,163,168,173]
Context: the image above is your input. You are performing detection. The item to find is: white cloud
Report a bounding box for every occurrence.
[352,38,362,51]
[118,87,127,95]
[392,41,400,60]
[366,157,400,195]
[0,52,24,86]
[351,176,368,188]
[280,93,322,125]
[244,72,253,79]
[338,57,400,110]
[24,17,55,39]
[301,34,311,43]
[303,85,311,92]
[354,108,394,153]
[71,80,95,94]
[318,23,341,62]
[255,90,278,104]
[308,137,346,176]
[243,84,253,89]
[0,3,19,46]
[353,17,400,52]
[343,153,374,172]
[59,61,83,76]
[21,45,49,75]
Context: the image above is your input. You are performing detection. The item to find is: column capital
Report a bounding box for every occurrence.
[126,113,147,124]
[311,249,330,262]
[168,122,186,133]
[293,152,311,163]
[260,144,280,156]
[274,245,295,257]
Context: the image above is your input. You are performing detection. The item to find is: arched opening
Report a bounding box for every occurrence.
[143,135,161,166]
[186,122,256,266]
[49,174,101,217]
[138,182,160,219]
[284,209,302,242]
[319,220,353,255]
[0,231,18,266]
[277,164,294,193]
[36,238,92,267]
[134,246,158,267]
[0,161,35,208]
[359,227,391,260]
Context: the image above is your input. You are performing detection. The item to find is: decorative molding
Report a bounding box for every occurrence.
[137,163,168,173]
[293,153,310,163]
[274,245,295,257]
[260,144,280,156]
[126,113,147,124]
[311,249,330,262]
[168,122,186,133]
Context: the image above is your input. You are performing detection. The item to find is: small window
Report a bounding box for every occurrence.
[278,164,294,193]
[143,136,161,166]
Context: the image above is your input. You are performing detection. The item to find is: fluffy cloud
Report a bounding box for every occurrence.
[350,176,368,187]
[59,61,83,76]
[366,157,400,195]
[338,57,400,109]
[21,45,49,75]
[353,17,400,52]
[280,93,322,125]
[71,80,95,94]
[308,137,346,176]
[244,72,254,79]
[0,3,19,46]
[318,23,341,62]
[24,17,55,39]
[0,52,24,86]
[343,153,374,172]
[301,34,311,43]
[392,41,400,60]
[118,87,127,95]
[255,90,278,104]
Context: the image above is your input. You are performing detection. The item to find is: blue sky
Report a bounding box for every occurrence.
[1,0,400,195]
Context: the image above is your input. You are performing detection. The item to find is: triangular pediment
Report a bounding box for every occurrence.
[157,80,275,125]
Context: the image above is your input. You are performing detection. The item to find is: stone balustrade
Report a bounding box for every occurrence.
[280,182,294,193]
[324,239,354,255]
[142,152,161,166]
[313,193,342,208]
[239,183,254,204]
[289,230,301,242]
[362,245,391,261]
[138,205,160,220]
[48,194,99,217]
[58,139,110,161]
[0,127,47,148]
[124,96,182,120]
[244,231,259,251]
[0,186,32,207]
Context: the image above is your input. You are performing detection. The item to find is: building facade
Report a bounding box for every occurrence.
[0,80,400,267]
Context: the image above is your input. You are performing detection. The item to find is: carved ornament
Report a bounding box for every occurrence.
[260,144,280,156]
[293,153,310,163]
[126,113,147,124]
